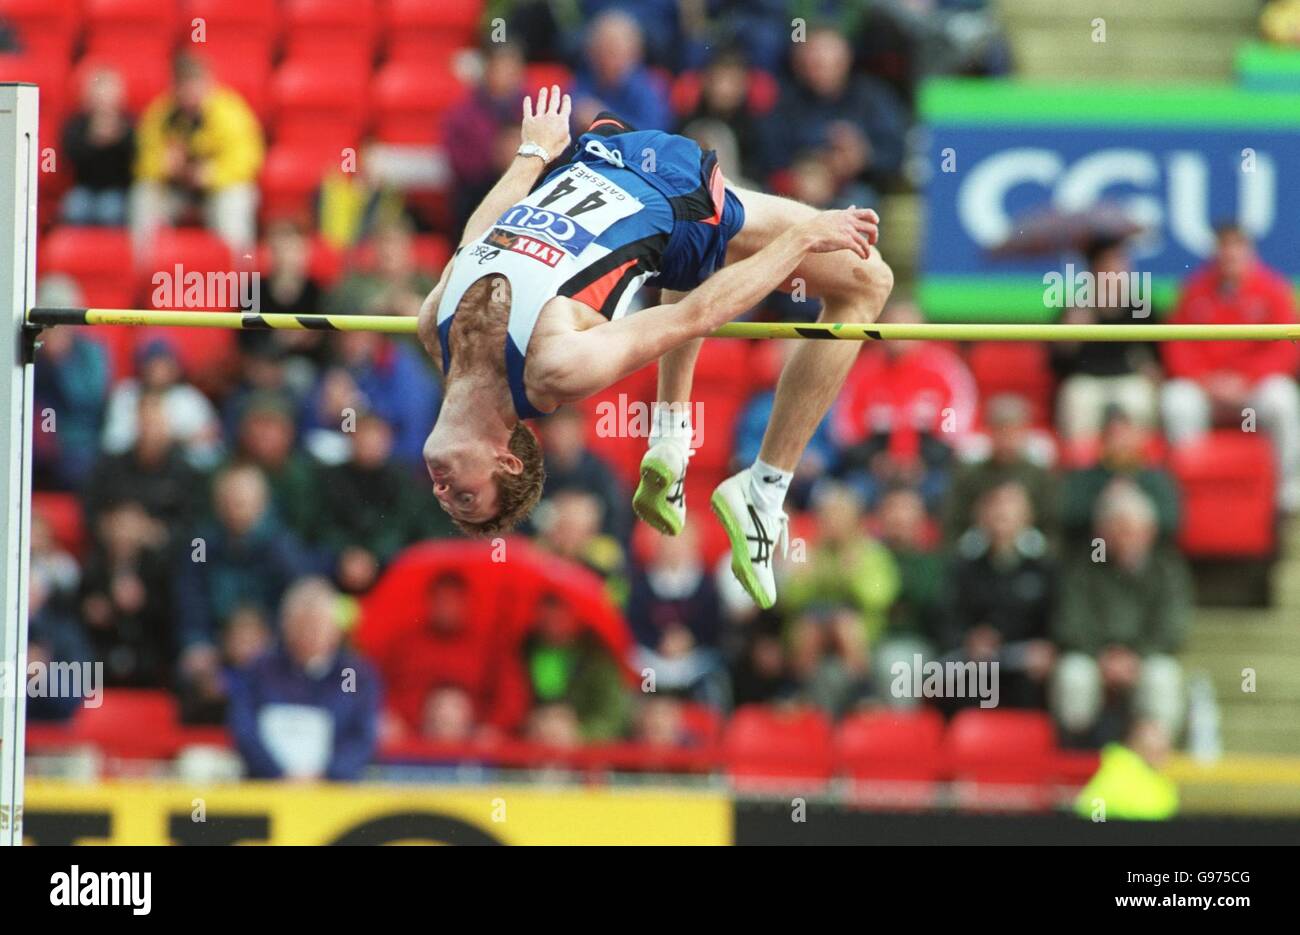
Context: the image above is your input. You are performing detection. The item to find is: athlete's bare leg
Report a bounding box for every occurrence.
[727,187,894,470]
[654,290,701,405]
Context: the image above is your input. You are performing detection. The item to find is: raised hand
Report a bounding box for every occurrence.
[798,206,880,259]
[521,84,572,161]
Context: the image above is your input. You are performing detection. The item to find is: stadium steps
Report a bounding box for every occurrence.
[1178,518,1300,756]
[994,0,1259,83]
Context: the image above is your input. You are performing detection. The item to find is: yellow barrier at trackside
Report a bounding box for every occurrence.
[22,781,732,846]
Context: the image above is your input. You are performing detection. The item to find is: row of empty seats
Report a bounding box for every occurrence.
[26,688,1100,807]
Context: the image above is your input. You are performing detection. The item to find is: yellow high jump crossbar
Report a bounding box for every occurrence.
[23,307,1300,342]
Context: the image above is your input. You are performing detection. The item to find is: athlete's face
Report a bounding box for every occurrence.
[425,441,503,525]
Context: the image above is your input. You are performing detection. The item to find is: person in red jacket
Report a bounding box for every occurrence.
[1161,226,1300,512]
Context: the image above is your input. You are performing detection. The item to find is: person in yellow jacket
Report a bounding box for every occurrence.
[131,54,264,256]
[1075,719,1180,821]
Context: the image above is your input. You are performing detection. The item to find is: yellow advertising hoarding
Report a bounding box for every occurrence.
[24,781,733,846]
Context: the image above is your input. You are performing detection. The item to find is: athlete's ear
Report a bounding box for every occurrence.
[496,451,525,475]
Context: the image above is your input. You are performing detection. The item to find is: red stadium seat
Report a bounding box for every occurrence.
[723,704,834,789]
[372,61,467,144]
[381,0,482,62]
[41,227,135,309]
[946,709,1057,809]
[83,0,179,60]
[271,58,368,147]
[71,689,182,760]
[834,708,946,780]
[32,491,86,557]
[968,342,1054,427]
[0,0,80,62]
[1170,430,1277,557]
[282,0,377,70]
[523,62,574,95]
[259,140,345,219]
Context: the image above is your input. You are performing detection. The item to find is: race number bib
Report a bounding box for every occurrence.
[496,164,644,256]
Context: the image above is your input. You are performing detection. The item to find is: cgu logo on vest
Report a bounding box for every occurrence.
[50,866,151,916]
[956,148,1277,258]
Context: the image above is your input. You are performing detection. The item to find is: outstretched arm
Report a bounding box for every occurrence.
[458,84,572,246]
[539,207,880,403]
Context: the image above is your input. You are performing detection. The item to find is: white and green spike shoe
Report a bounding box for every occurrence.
[710,470,787,610]
[633,441,690,536]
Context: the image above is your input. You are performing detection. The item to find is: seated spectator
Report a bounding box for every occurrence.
[1051,236,1161,439]
[728,608,797,707]
[944,394,1057,542]
[174,464,317,721]
[520,592,632,743]
[325,219,436,319]
[421,686,479,743]
[875,485,946,690]
[1074,718,1178,820]
[944,481,1057,710]
[30,512,79,612]
[758,24,907,186]
[1161,225,1300,512]
[1051,483,1191,744]
[380,571,527,734]
[84,391,203,550]
[228,577,380,781]
[301,330,441,467]
[783,482,901,643]
[443,41,528,230]
[101,338,224,470]
[627,522,729,707]
[535,489,628,602]
[31,276,109,490]
[676,48,767,180]
[27,567,94,722]
[571,10,673,131]
[61,67,135,226]
[782,483,900,714]
[1060,408,1180,546]
[242,218,330,375]
[832,300,977,509]
[537,406,630,541]
[634,695,694,748]
[226,392,319,540]
[79,500,175,687]
[313,411,429,592]
[131,54,264,254]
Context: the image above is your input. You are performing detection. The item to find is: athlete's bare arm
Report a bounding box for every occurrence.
[532,206,880,403]
[417,86,572,365]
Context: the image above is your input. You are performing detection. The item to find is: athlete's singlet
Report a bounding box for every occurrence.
[435,119,745,419]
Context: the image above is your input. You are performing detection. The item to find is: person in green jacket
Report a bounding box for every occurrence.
[781,482,900,714]
[1052,481,1191,744]
[1075,719,1179,821]
[521,593,632,744]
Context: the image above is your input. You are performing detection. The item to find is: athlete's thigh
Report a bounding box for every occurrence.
[726,185,887,301]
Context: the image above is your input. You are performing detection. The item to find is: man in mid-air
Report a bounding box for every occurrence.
[418,86,893,609]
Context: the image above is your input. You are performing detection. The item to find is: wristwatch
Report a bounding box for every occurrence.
[516,142,550,163]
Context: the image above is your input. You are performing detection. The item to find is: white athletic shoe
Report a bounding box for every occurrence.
[633,440,690,536]
[710,470,787,610]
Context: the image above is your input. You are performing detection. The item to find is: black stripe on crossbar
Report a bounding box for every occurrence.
[794,326,838,340]
[295,316,340,330]
[27,307,89,326]
[241,312,270,329]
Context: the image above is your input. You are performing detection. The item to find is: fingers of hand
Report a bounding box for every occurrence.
[523,95,534,120]
[549,84,562,113]
[537,85,549,112]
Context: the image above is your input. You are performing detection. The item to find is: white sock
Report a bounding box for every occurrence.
[748,458,792,514]
[649,400,692,450]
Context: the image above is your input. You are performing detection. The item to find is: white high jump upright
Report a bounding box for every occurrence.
[0,83,38,847]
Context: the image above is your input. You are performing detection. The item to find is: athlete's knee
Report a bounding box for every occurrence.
[825,250,894,317]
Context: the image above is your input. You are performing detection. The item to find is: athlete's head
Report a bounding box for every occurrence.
[425,422,545,537]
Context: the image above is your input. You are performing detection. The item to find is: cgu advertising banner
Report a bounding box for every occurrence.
[918,79,1300,320]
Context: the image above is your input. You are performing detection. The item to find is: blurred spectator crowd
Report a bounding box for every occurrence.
[11,1,1297,783]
